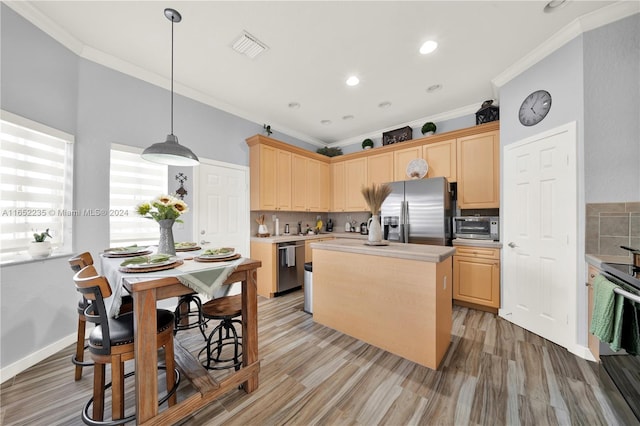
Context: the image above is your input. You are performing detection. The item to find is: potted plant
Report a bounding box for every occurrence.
[421,122,436,136]
[29,228,52,259]
[316,146,343,157]
[361,139,374,150]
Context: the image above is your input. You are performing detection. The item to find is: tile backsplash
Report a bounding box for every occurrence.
[251,211,371,236]
[586,202,640,258]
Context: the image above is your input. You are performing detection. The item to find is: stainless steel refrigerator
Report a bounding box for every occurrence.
[381,177,453,246]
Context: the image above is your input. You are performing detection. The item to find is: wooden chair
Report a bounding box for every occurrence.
[173,293,207,340]
[73,265,179,425]
[198,294,243,371]
[68,252,133,381]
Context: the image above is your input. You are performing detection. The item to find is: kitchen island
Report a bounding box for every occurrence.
[310,239,455,370]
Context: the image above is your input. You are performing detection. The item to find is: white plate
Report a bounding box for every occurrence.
[175,242,198,249]
[105,246,149,255]
[199,249,236,259]
[406,158,428,179]
[121,256,177,268]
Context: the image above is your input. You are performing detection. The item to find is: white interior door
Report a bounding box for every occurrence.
[501,122,577,349]
[195,158,249,267]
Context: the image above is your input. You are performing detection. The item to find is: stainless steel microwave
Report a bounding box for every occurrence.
[453,216,499,241]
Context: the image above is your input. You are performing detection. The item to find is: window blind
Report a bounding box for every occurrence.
[0,111,74,262]
[109,145,168,246]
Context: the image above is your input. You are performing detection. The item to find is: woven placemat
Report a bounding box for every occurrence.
[194,253,241,263]
[176,246,201,252]
[119,259,184,273]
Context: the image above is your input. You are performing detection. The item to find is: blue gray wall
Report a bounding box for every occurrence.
[0,4,311,371]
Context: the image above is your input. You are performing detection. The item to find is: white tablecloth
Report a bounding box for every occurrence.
[99,250,244,317]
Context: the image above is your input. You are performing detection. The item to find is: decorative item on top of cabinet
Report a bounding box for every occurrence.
[475,100,499,125]
[316,146,343,157]
[421,122,437,136]
[382,126,412,146]
[453,246,500,313]
[456,130,499,209]
[361,138,374,150]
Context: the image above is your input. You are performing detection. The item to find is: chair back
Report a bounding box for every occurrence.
[73,265,114,355]
[68,252,94,272]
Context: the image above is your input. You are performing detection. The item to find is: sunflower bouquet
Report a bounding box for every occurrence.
[135,194,188,223]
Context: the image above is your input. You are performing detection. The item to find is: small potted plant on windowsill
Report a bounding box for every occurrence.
[362,138,374,150]
[28,228,52,259]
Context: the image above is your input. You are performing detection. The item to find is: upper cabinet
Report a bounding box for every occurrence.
[247,135,329,211]
[367,152,394,185]
[424,139,456,182]
[249,143,287,210]
[393,146,422,181]
[344,158,368,211]
[456,130,499,209]
[248,122,499,212]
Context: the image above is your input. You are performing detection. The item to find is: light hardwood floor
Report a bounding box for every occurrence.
[1,290,638,425]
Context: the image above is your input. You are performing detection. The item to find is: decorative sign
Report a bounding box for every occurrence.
[175,173,188,199]
[382,126,413,146]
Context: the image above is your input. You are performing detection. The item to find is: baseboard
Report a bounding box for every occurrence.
[569,344,597,362]
[0,332,78,384]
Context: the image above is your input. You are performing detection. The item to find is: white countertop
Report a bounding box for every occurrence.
[452,238,502,249]
[310,238,455,263]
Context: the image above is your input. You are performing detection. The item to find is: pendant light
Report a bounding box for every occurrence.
[142,8,199,166]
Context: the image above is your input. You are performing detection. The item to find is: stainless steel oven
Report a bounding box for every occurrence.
[453,216,499,241]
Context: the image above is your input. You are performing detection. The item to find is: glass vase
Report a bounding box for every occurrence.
[157,219,176,255]
[367,214,383,243]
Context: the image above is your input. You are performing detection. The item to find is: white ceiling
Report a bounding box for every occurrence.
[9,1,629,146]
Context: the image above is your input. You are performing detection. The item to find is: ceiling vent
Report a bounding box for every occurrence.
[232,31,268,59]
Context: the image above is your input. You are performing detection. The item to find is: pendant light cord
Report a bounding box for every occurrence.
[170,15,174,136]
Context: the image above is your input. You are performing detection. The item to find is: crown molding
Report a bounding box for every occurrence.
[329,103,481,148]
[492,1,640,88]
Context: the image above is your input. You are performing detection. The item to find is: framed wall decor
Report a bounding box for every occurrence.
[382,126,413,146]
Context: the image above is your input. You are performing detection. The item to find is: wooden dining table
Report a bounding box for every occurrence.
[119,257,262,425]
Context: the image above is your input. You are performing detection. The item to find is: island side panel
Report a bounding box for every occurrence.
[313,248,452,369]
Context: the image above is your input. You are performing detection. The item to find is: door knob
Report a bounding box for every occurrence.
[508,242,517,248]
[200,240,210,245]
[200,230,206,235]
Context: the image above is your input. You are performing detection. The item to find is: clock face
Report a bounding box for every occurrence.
[518,90,552,126]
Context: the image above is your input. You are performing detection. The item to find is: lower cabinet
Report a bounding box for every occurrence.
[250,241,277,298]
[587,264,601,360]
[453,246,500,312]
[304,237,335,263]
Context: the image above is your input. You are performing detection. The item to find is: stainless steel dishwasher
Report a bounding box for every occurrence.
[277,241,305,294]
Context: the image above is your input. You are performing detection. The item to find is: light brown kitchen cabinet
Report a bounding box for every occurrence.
[291,154,308,211]
[249,143,292,210]
[307,159,330,212]
[367,152,394,185]
[344,158,368,211]
[453,246,500,312]
[250,241,277,298]
[304,236,335,263]
[424,139,456,182]
[456,130,500,209]
[331,162,346,212]
[393,146,422,181]
[587,264,601,360]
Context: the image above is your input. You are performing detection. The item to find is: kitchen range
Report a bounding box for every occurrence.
[598,261,640,421]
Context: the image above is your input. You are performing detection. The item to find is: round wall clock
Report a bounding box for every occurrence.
[518,90,552,126]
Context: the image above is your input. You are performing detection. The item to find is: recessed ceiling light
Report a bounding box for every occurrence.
[544,0,569,13]
[320,120,332,125]
[378,101,392,109]
[288,102,300,109]
[426,84,442,93]
[346,76,360,86]
[419,40,438,55]
[342,115,354,120]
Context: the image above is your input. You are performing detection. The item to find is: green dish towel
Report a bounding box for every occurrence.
[590,274,619,342]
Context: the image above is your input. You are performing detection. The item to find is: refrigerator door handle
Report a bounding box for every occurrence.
[403,201,409,243]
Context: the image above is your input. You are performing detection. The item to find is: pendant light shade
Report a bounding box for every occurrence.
[142,8,199,166]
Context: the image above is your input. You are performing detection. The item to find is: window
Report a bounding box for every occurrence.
[109,144,168,246]
[0,110,74,262]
